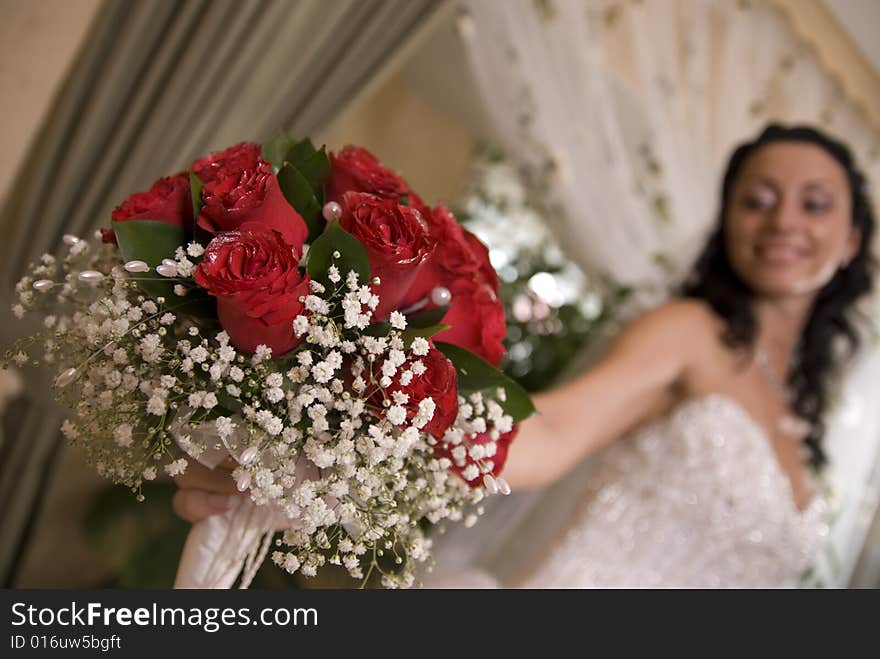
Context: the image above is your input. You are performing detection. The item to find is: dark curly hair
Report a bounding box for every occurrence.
[681,124,876,468]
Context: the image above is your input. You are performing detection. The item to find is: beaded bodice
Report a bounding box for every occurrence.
[519,394,826,588]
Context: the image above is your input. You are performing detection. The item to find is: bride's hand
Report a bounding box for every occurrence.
[172,458,247,523]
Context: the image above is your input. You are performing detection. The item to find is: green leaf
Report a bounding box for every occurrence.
[189,171,204,222]
[363,322,391,337]
[189,171,215,248]
[400,324,450,348]
[435,341,536,422]
[168,292,217,323]
[262,132,296,174]
[277,163,324,242]
[406,305,449,328]
[112,219,185,301]
[286,138,318,167]
[296,146,331,203]
[215,389,244,415]
[306,219,369,288]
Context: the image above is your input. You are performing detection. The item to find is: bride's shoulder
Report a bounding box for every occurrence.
[630,298,722,338]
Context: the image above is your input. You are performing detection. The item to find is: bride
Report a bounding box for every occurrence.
[496,123,875,587]
[173,124,876,587]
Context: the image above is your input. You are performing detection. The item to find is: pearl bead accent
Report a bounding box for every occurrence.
[55,367,78,387]
[240,446,258,465]
[156,264,178,278]
[33,279,54,292]
[430,286,452,306]
[62,234,81,245]
[322,201,343,222]
[77,270,104,283]
[124,260,150,273]
[482,474,498,494]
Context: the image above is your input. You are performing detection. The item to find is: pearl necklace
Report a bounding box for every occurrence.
[754,347,793,402]
[754,348,812,438]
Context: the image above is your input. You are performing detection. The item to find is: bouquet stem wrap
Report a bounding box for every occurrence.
[172,416,278,589]
[174,496,277,589]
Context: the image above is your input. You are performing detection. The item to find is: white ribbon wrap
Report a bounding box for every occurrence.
[174,495,278,589]
[171,412,279,589]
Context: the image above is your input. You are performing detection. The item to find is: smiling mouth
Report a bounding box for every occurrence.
[755,243,806,265]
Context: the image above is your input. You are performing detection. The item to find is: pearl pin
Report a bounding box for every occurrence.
[322,201,343,222]
[124,260,150,273]
[33,279,54,292]
[431,286,452,306]
[77,270,104,283]
[239,446,259,465]
[55,367,78,387]
[156,264,177,278]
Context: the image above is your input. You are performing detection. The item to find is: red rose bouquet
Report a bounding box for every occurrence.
[7,134,534,589]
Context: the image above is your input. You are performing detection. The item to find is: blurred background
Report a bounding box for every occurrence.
[2,0,880,588]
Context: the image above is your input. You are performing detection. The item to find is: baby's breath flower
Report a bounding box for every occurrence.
[216,416,235,440]
[389,311,407,330]
[186,242,205,258]
[253,345,272,362]
[165,458,188,477]
[146,395,166,416]
[410,337,430,356]
[189,346,208,363]
[293,315,309,336]
[114,424,133,447]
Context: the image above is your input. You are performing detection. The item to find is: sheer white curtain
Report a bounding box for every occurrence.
[437,0,880,586]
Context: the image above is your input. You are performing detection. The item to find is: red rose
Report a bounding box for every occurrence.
[462,227,499,294]
[434,426,519,487]
[192,142,308,250]
[106,173,195,244]
[435,278,506,366]
[404,205,480,304]
[194,223,310,356]
[371,345,459,438]
[399,206,506,366]
[339,191,432,320]
[325,146,426,213]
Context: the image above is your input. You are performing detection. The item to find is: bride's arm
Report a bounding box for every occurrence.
[501,300,705,491]
[172,300,709,517]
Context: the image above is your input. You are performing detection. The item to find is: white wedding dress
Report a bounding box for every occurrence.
[510,394,827,588]
[443,393,828,589]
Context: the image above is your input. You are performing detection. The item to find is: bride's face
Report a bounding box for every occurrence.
[724,141,860,299]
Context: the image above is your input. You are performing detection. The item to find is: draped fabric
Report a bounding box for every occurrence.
[0,0,448,585]
[460,0,880,291]
[441,0,880,587]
